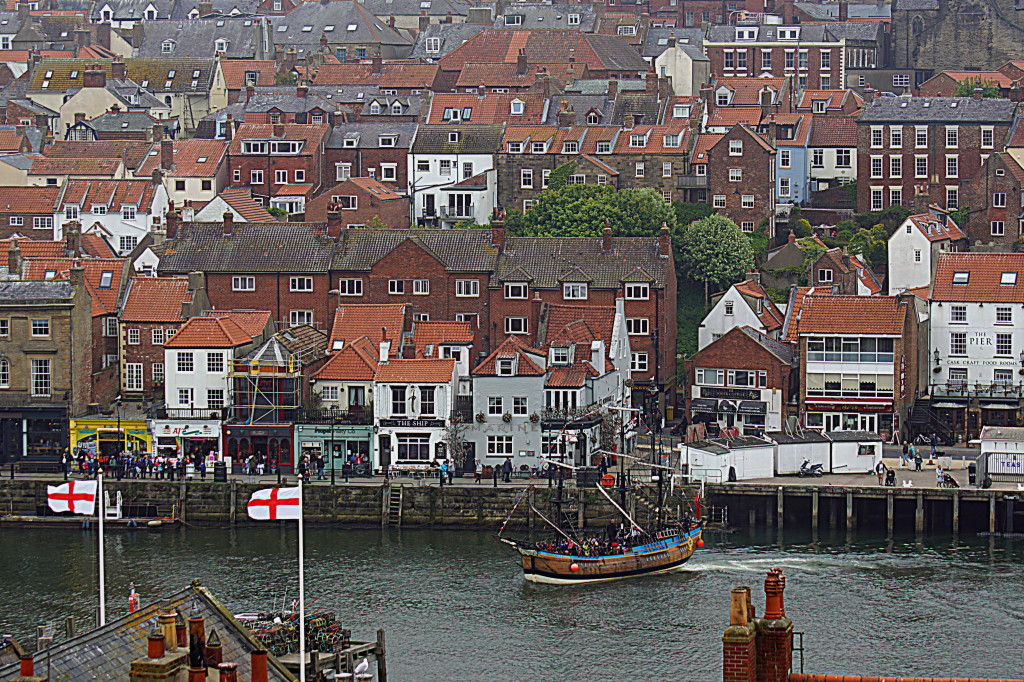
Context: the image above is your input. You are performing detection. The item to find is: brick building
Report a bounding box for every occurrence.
[704,24,845,91]
[855,95,1017,214]
[158,214,336,332]
[324,122,417,191]
[0,186,61,239]
[961,151,1024,250]
[700,124,776,239]
[304,178,409,228]
[808,248,883,295]
[119,274,211,401]
[683,325,797,435]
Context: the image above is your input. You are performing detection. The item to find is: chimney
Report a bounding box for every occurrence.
[17,2,27,20]
[69,266,85,288]
[217,662,239,682]
[95,21,111,48]
[371,55,383,75]
[973,84,984,100]
[251,649,269,682]
[161,139,174,171]
[445,10,452,22]
[768,113,778,143]
[66,221,82,257]
[913,183,930,214]
[557,103,576,128]
[326,210,342,238]
[607,76,618,100]
[19,655,33,677]
[623,113,635,130]
[787,230,796,244]
[245,85,254,103]
[8,241,21,276]
[152,168,163,186]
[757,569,793,682]
[74,112,87,124]
[1012,80,1023,103]
[296,84,308,98]
[198,0,213,16]
[645,71,657,96]
[74,27,91,50]
[863,85,875,103]
[273,123,284,138]
[700,83,714,115]
[83,67,106,88]
[151,123,164,142]
[111,59,126,81]
[223,113,233,141]
[34,113,48,135]
[659,222,670,256]
[222,212,234,237]
[602,221,612,252]
[159,611,178,652]
[379,327,391,363]
[759,87,773,117]
[516,49,528,75]
[147,628,166,660]
[477,82,486,98]
[187,603,206,670]
[419,11,429,32]
[15,124,25,138]
[176,611,188,650]
[203,629,222,667]
[188,667,207,682]
[490,217,505,252]
[165,210,180,240]
[388,14,395,28]
[722,587,757,682]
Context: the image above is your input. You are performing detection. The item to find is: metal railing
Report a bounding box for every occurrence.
[440,204,474,219]
[930,382,1024,399]
[151,407,223,420]
[297,407,373,425]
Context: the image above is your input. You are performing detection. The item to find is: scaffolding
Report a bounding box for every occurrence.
[230,340,303,424]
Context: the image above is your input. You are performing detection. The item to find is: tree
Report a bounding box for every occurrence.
[546,161,578,191]
[674,214,754,302]
[954,78,1001,98]
[607,188,676,237]
[847,225,889,267]
[672,201,714,228]
[509,185,676,237]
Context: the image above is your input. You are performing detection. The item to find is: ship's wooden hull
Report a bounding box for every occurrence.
[512,529,701,584]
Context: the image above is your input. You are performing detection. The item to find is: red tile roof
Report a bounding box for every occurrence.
[426,92,548,124]
[374,358,456,383]
[455,62,588,89]
[808,115,858,147]
[931,252,1024,302]
[906,213,965,242]
[204,310,272,337]
[0,238,63,266]
[797,295,905,335]
[691,133,723,162]
[137,139,228,177]
[472,335,545,376]
[120,276,192,322]
[0,129,30,153]
[0,186,61,214]
[23,257,127,316]
[29,157,121,176]
[164,315,252,348]
[733,278,785,331]
[312,337,378,381]
[546,362,598,388]
[217,188,277,223]
[782,286,829,343]
[227,123,330,154]
[848,255,883,294]
[313,62,441,89]
[543,302,616,351]
[796,89,863,110]
[43,140,154,170]
[714,77,787,105]
[439,29,630,73]
[348,177,403,200]
[329,304,406,351]
[611,125,690,154]
[413,321,473,353]
[707,107,764,128]
[80,233,116,258]
[935,70,1015,88]
[59,179,159,212]
[220,60,278,89]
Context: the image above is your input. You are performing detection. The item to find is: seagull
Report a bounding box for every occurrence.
[354,657,369,674]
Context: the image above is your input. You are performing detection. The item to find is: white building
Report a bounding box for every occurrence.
[408,125,501,227]
[698,277,785,350]
[56,179,169,255]
[807,117,858,192]
[887,207,964,294]
[927,252,1024,441]
[653,43,710,96]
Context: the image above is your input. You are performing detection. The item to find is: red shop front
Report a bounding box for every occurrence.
[224,424,294,474]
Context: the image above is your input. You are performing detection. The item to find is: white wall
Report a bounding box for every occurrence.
[407,152,496,226]
[163,347,233,409]
[929,300,1021,386]
[698,285,764,350]
[888,218,933,293]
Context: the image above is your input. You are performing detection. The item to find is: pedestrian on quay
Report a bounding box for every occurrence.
[875,459,886,486]
[901,441,909,467]
[492,462,499,488]
[598,454,609,476]
[502,456,513,483]
[930,432,938,460]
[936,464,944,487]
[446,459,454,485]
[198,458,207,481]
[316,454,325,481]
[905,443,917,468]
[915,450,923,471]
[61,449,70,481]
[474,459,482,484]
[547,462,554,488]
[439,459,447,487]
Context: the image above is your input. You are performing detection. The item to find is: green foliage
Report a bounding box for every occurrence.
[747,221,770,266]
[949,205,969,227]
[546,162,578,192]
[366,216,390,230]
[847,225,889,266]
[451,219,486,229]
[675,214,754,293]
[792,218,812,238]
[266,207,288,217]
[852,205,909,235]
[509,185,676,237]
[275,72,297,85]
[954,78,1002,98]
[672,201,715,228]
[764,287,789,304]
[797,236,827,267]
[836,219,857,233]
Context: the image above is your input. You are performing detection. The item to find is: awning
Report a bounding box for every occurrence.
[981,404,1020,410]
[932,402,967,409]
[691,398,717,413]
[718,399,738,413]
[738,400,767,415]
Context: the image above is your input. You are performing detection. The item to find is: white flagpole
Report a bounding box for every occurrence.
[97,468,106,627]
[297,475,306,682]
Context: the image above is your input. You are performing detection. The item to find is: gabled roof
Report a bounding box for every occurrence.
[0,238,64,266]
[220,59,278,89]
[348,176,404,200]
[857,96,1016,124]
[426,92,547,125]
[931,252,1024,302]
[216,187,278,222]
[29,157,121,177]
[782,285,828,343]
[120,276,192,322]
[269,0,412,48]
[545,362,598,387]
[137,138,228,177]
[160,222,335,273]
[738,326,797,365]
[903,212,965,243]
[227,123,330,154]
[165,314,255,348]
[23,257,128,316]
[410,124,505,154]
[472,335,546,376]
[496,236,669,288]
[313,61,441,89]
[313,336,378,381]
[43,140,155,171]
[713,76,787,106]
[374,358,456,383]
[0,185,61,213]
[60,179,159,212]
[796,89,864,111]
[333,229,499,272]
[135,16,265,59]
[438,28,648,73]
[413,320,473,354]
[541,302,616,352]
[245,324,328,366]
[797,295,905,335]
[808,115,858,147]
[328,303,405,351]
[205,309,272,337]
[732,278,785,331]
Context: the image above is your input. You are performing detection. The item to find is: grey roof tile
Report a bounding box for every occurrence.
[134,16,268,59]
[326,122,418,148]
[857,96,1018,123]
[160,222,336,273]
[496,237,669,288]
[410,124,504,153]
[269,1,411,50]
[409,22,487,59]
[0,280,72,300]
[332,229,499,272]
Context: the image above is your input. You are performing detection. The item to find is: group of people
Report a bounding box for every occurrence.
[62,449,208,481]
[875,456,960,488]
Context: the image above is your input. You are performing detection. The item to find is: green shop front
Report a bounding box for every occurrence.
[294,423,374,476]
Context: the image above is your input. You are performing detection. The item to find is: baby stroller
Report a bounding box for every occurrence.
[884,468,896,487]
[941,472,960,489]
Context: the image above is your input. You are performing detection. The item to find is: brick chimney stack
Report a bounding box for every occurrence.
[8,240,21,277]
[490,215,505,252]
[222,212,234,237]
[371,55,383,75]
[839,0,848,21]
[722,587,757,682]
[607,76,618,100]
[165,209,180,240]
[111,59,126,81]
[66,221,82,257]
[83,66,106,88]
[273,123,285,138]
[161,139,174,171]
[296,84,308,98]
[326,210,343,238]
[69,265,85,289]
[246,85,254,103]
[516,49,528,75]
[659,222,670,256]
[757,569,793,682]
[788,230,797,244]
[602,220,612,252]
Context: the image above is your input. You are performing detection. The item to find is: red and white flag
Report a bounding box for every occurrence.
[247,487,301,521]
[47,480,98,515]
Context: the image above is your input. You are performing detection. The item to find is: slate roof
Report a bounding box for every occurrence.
[269,1,411,51]
[243,92,338,114]
[160,222,335,273]
[496,236,667,288]
[931,252,1024,302]
[564,78,647,95]
[374,357,455,383]
[706,23,836,43]
[357,0,473,18]
[134,16,267,59]
[797,294,905,335]
[893,0,938,9]
[494,4,596,31]
[409,22,488,59]
[0,583,293,681]
[767,429,830,444]
[439,28,648,73]
[739,326,796,365]
[0,279,72,300]
[168,0,262,20]
[120,276,192,322]
[326,122,418,149]
[409,123,505,154]
[87,110,159,133]
[795,2,891,18]
[313,336,378,380]
[329,303,405,350]
[856,97,1017,124]
[821,21,886,41]
[641,28,706,58]
[332,229,499,272]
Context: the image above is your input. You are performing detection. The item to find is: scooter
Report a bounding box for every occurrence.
[798,459,824,477]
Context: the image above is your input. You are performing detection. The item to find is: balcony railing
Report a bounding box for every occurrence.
[151,407,223,420]
[930,382,1024,399]
[440,204,474,219]
[806,389,895,400]
[297,407,373,425]
[676,175,707,188]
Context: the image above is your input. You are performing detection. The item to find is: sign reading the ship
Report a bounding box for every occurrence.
[380,419,446,428]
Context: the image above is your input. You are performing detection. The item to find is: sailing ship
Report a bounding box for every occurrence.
[498,458,703,585]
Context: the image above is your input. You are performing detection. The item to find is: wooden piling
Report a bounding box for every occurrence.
[229,479,237,525]
[765,497,774,528]
[577,489,585,529]
[749,507,757,529]
[990,494,997,533]
[376,628,388,682]
[952,491,960,535]
[811,489,819,530]
[776,487,784,528]
[915,492,924,535]
[829,496,838,529]
[886,492,894,537]
[845,492,854,530]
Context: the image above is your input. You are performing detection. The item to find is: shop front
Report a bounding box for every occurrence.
[71,418,152,458]
[294,423,374,476]
[150,420,223,463]
[0,406,68,465]
[377,418,448,473]
[803,399,895,438]
[224,424,294,474]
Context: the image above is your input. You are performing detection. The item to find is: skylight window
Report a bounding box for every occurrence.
[192,70,200,78]
[197,156,207,163]
[216,20,224,26]
[324,25,335,31]
[167,70,176,78]
[99,271,113,289]
[952,271,969,285]
[1001,272,1017,285]
[277,25,287,32]
[302,25,313,32]
[69,70,78,78]
[44,70,53,78]
[347,24,357,31]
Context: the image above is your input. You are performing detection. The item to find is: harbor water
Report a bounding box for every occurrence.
[0,526,1021,680]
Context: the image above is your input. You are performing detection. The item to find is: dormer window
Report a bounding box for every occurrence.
[562,141,578,154]
[497,358,515,375]
[391,102,402,115]
[510,99,525,115]
[586,112,600,124]
[717,92,730,106]
[778,27,799,40]
[507,141,523,153]
[425,37,441,53]
[161,40,175,53]
[617,25,637,35]
[551,347,569,365]
[379,135,397,147]
[629,133,646,147]
[812,100,826,113]
[370,101,381,114]
[504,14,523,26]
[596,141,611,154]
[673,104,690,118]
[449,131,460,143]
[736,28,756,40]
[531,141,546,153]
[563,283,587,300]
[214,39,228,53]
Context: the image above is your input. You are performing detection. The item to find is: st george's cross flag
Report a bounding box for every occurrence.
[247,487,301,520]
[47,480,98,515]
